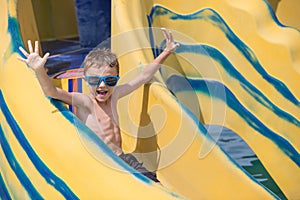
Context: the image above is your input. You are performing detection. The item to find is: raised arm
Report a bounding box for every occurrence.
[18,40,84,106]
[116,28,179,98]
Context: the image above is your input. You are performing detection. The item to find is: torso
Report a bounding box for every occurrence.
[76,94,122,155]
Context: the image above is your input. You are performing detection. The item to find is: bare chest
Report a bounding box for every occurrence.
[84,100,120,136]
[95,105,116,127]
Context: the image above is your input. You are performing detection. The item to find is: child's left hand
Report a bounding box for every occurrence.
[161,28,180,52]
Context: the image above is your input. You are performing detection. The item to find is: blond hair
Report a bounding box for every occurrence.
[83,48,119,75]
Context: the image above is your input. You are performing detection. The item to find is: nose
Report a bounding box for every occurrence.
[99,80,106,87]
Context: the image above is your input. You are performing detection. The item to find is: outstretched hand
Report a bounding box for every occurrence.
[18,40,50,71]
[161,28,180,52]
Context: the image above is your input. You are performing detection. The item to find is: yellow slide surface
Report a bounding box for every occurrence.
[1,0,299,199]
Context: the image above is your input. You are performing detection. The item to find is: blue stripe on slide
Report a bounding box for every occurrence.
[0,172,12,200]
[0,90,79,199]
[149,6,299,106]
[176,44,300,127]
[166,75,300,166]
[0,172,11,200]
[0,125,43,199]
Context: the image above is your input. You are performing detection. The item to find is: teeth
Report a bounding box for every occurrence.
[97,90,108,95]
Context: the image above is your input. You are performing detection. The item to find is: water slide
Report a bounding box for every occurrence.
[1,0,299,199]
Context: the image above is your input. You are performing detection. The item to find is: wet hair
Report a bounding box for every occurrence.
[83,48,119,75]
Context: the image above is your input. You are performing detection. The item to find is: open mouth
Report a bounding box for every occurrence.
[96,90,108,96]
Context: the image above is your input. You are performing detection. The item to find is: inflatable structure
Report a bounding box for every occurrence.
[1,0,299,199]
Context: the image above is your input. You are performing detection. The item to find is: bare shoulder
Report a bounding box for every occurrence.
[72,92,93,108]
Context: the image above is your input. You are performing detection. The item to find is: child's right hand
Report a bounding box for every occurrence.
[18,40,50,71]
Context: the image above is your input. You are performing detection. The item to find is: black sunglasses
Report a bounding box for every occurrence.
[85,76,120,87]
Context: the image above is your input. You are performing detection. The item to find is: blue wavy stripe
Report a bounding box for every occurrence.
[148,5,300,106]
[0,172,11,200]
[260,0,298,30]
[158,42,300,129]
[7,16,24,56]
[0,90,79,200]
[146,16,157,59]
[166,75,300,167]
[0,125,43,199]
[0,172,12,200]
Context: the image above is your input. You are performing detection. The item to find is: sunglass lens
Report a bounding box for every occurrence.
[105,77,118,86]
[88,77,100,85]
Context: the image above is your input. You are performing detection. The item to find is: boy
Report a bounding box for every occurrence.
[18,28,179,182]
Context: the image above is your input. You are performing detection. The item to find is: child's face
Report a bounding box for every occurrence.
[85,66,119,103]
